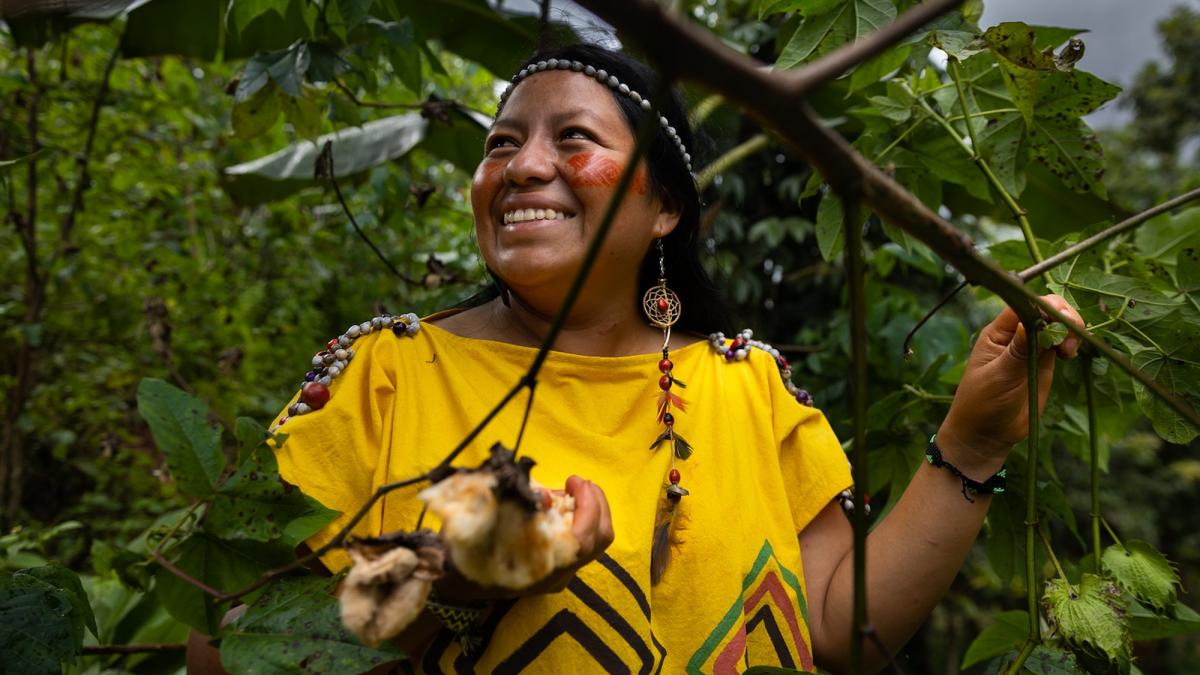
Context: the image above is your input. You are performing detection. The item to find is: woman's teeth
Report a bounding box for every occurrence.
[503,209,570,224]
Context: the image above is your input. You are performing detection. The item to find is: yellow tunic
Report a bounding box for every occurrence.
[274,318,852,674]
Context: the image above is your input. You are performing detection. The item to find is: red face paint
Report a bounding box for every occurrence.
[474,159,504,186]
[567,152,647,195]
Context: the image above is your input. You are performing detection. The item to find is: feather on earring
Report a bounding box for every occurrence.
[643,239,690,584]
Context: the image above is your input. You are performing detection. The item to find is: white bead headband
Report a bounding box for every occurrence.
[496,58,694,173]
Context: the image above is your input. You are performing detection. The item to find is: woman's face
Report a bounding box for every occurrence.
[470,69,679,296]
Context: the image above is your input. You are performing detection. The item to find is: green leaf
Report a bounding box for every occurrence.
[121,0,224,60]
[1042,574,1131,672]
[962,610,1028,669]
[0,150,44,171]
[778,0,895,68]
[1038,322,1068,350]
[223,113,428,205]
[388,0,550,78]
[136,378,224,499]
[816,192,844,262]
[372,18,423,94]
[983,22,1058,124]
[976,111,1027,197]
[1131,348,1200,443]
[1034,70,1121,119]
[865,95,913,123]
[1135,206,1200,261]
[237,42,311,102]
[281,87,325,139]
[219,576,401,675]
[928,30,985,60]
[207,446,334,543]
[1128,599,1200,640]
[229,0,292,35]
[757,0,841,19]
[18,564,97,639]
[225,0,318,58]
[1023,645,1083,675]
[0,572,82,674]
[1101,540,1180,613]
[1027,116,1107,198]
[848,45,910,94]
[155,534,291,634]
[235,416,271,466]
[1177,234,1200,292]
[232,82,284,140]
[1031,25,1088,50]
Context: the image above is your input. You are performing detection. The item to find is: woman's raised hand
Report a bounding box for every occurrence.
[937,294,1085,474]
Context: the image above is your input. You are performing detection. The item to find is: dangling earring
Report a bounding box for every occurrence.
[643,238,691,585]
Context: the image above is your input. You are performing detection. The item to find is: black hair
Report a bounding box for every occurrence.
[461,44,730,336]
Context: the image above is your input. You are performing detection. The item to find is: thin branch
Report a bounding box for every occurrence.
[1022,319,1043,647]
[153,551,225,599]
[786,0,966,96]
[696,133,768,190]
[1018,186,1200,282]
[864,625,906,675]
[902,279,966,358]
[317,141,422,287]
[333,79,427,110]
[1083,354,1102,571]
[1037,522,1069,584]
[82,643,186,655]
[54,34,119,262]
[1003,639,1037,675]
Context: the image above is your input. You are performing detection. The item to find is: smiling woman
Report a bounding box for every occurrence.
[253,43,1087,675]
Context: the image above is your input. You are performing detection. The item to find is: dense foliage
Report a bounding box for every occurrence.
[1,0,1198,673]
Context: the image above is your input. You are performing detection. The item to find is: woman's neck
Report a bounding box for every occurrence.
[491,291,662,357]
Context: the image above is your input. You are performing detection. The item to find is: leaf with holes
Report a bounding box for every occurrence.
[1034,69,1121,119]
[137,378,224,499]
[984,22,1058,124]
[1027,116,1107,198]
[220,576,401,675]
[1042,574,1131,674]
[207,446,337,544]
[1102,541,1180,614]
[0,575,81,675]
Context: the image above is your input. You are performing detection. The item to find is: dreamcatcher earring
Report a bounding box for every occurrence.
[643,238,691,584]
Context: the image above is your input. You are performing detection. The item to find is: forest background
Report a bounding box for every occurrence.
[1,0,1199,673]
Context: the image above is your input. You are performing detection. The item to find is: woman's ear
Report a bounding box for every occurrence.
[651,196,682,239]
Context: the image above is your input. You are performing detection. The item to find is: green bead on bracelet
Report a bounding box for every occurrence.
[926,434,1007,503]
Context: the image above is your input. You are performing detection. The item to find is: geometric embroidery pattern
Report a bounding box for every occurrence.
[687,540,813,674]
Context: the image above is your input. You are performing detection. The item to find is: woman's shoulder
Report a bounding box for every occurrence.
[271,311,426,431]
[702,327,818,410]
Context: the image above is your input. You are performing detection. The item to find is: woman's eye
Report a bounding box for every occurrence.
[486,136,517,152]
[561,128,593,142]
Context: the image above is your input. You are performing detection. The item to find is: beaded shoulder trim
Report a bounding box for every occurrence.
[707,327,868,516]
[706,328,814,407]
[271,313,421,432]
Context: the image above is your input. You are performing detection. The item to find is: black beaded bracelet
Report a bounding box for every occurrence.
[925,434,1006,503]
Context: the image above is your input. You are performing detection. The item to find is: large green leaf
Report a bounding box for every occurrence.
[207,445,338,544]
[18,564,97,639]
[1042,574,1131,674]
[155,534,291,634]
[962,610,1028,669]
[776,0,896,69]
[0,574,80,675]
[1127,599,1200,640]
[388,0,548,78]
[1023,646,1083,675]
[1134,206,1200,262]
[814,191,867,262]
[1027,116,1107,198]
[976,111,1027,197]
[1034,70,1122,119]
[121,0,224,60]
[225,0,319,59]
[136,378,224,499]
[1131,348,1200,443]
[223,113,428,204]
[1101,541,1180,613]
[219,576,401,675]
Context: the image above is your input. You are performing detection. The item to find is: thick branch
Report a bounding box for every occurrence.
[786,0,965,95]
[575,0,1037,321]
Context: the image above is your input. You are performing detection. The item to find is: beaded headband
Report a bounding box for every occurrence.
[496,58,694,173]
